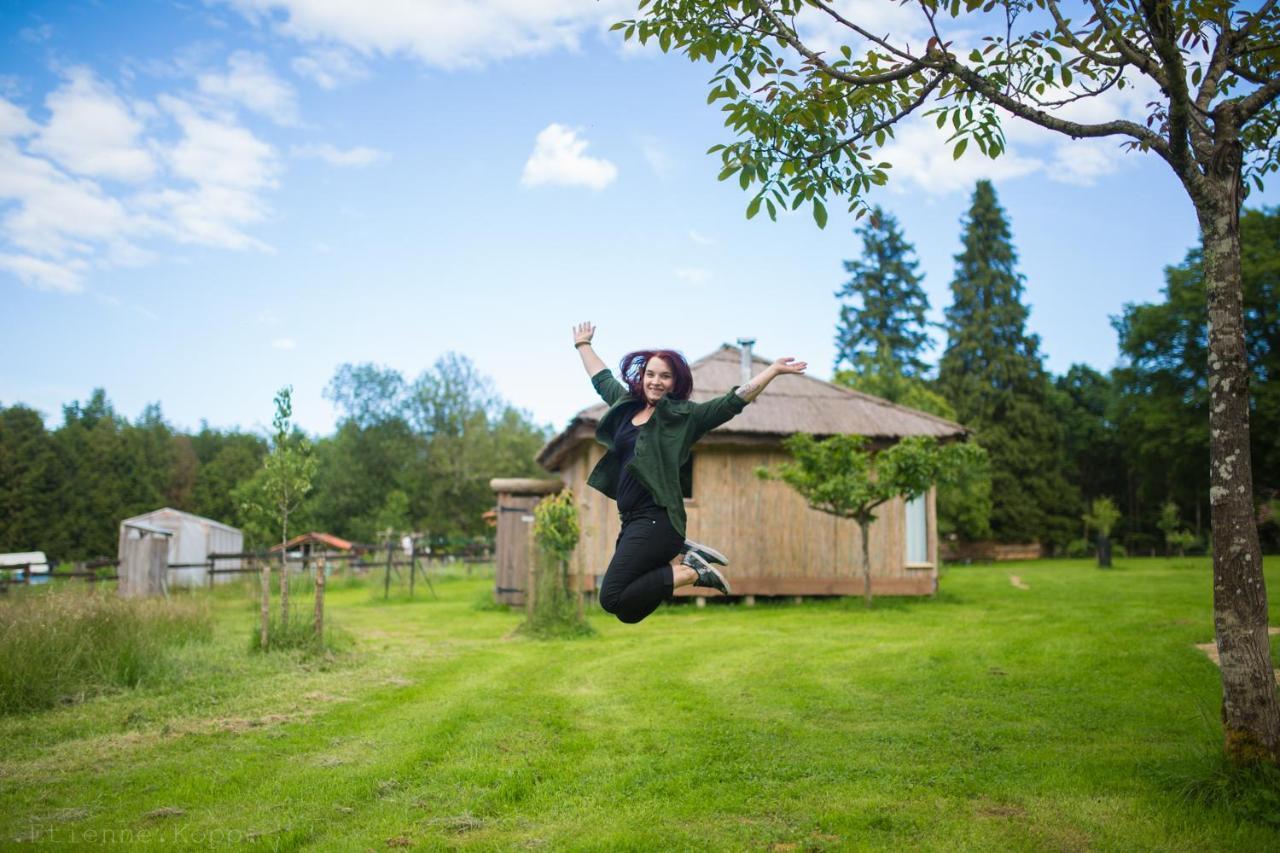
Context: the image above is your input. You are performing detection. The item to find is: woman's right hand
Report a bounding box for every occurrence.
[573,322,595,347]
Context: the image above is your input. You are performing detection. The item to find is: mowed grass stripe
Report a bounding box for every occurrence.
[0,557,1277,850]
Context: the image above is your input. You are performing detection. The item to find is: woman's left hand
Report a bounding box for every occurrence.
[771,357,807,375]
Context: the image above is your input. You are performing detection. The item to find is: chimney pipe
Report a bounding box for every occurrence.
[736,337,756,383]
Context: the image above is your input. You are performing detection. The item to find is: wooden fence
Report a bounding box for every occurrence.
[0,550,492,598]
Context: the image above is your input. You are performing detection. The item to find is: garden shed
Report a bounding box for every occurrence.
[117,508,243,588]
[533,343,968,600]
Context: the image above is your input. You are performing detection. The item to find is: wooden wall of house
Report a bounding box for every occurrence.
[557,441,937,598]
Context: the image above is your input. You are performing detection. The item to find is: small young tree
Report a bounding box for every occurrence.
[758,434,985,607]
[1160,500,1202,557]
[1082,497,1122,568]
[524,489,592,637]
[238,387,317,651]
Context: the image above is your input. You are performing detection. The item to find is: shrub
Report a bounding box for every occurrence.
[1066,538,1092,559]
[520,490,593,639]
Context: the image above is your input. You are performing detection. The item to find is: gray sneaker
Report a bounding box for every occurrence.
[684,551,732,595]
[681,538,729,566]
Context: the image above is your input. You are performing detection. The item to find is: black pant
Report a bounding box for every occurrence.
[598,507,684,624]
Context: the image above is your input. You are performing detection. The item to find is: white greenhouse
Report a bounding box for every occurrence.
[118,508,243,588]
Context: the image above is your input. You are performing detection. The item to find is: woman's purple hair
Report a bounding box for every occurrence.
[619,350,694,401]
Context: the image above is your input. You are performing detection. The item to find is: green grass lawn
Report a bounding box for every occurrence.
[2,557,1279,850]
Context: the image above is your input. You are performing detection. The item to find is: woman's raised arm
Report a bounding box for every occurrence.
[735,357,807,403]
[573,321,608,378]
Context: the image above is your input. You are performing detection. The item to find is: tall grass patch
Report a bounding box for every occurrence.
[0,586,213,714]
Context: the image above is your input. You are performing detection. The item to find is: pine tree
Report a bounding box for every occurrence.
[937,181,1077,546]
[834,206,932,377]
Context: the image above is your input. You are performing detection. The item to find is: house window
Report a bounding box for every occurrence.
[905,493,929,565]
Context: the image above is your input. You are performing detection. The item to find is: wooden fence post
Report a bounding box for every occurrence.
[314,554,325,644]
[280,549,291,624]
[525,527,538,620]
[260,554,271,651]
[384,541,393,599]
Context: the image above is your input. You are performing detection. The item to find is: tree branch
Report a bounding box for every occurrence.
[1196,10,1237,115]
[1138,1,1198,179]
[754,2,928,87]
[809,0,923,65]
[1234,73,1280,122]
[1088,0,1170,87]
[941,56,1169,154]
[805,72,946,163]
[1235,0,1280,43]
[1030,65,1126,109]
[1045,0,1126,67]
[1228,61,1271,87]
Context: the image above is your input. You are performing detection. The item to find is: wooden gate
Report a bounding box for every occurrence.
[490,478,563,607]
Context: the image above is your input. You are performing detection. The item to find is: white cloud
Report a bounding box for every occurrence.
[222,0,632,69]
[639,135,673,178]
[688,229,714,246]
[521,123,617,190]
[29,68,156,182]
[0,138,141,258]
[0,65,288,294]
[796,0,930,58]
[272,337,296,350]
[878,115,1044,195]
[197,51,299,125]
[19,24,53,44]
[136,95,278,250]
[674,267,711,285]
[0,99,36,138]
[0,253,87,293]
[291,46,367,89]
[292,142,385,167]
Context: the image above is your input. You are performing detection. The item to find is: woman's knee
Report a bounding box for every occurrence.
[598,582,621,614]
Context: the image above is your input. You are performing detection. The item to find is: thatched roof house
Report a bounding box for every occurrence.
[519,344,966,603]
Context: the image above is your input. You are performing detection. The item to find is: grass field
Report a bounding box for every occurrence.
[1,557,1278,851]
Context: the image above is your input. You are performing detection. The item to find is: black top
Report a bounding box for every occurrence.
[613,403,660,514]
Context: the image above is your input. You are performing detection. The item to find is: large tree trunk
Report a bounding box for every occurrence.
[1196,163,1279,763]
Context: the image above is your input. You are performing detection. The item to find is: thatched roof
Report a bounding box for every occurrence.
[537,344,966,471]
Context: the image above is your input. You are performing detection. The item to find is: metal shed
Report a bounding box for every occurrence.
[117,508,243,588]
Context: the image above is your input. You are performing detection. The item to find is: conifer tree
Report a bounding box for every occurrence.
[834,207,931,377]
[937,181,1077,546]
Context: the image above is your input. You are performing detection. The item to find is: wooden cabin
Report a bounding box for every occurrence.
[532,343,967,602]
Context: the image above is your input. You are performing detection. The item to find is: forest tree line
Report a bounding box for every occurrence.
[833,181,1279,556]
[1,180,1277,560]
[0,353,548,560]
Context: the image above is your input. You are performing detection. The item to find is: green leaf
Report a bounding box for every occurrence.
[813,199,828,228]
[953,139,968,159]
[746,195,762,219]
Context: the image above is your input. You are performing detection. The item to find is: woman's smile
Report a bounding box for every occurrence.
[642,356,675,403]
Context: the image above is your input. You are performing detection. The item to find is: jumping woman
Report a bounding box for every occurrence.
[573,322,806,624]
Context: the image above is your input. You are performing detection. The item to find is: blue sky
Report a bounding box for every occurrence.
[2,1,1273,438]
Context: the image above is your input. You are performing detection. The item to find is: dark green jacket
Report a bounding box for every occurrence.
[587,368,749,538]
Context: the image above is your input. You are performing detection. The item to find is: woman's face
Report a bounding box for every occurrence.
[642,356,675,405]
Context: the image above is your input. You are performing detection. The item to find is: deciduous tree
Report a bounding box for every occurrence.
[620,0,1280,762]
